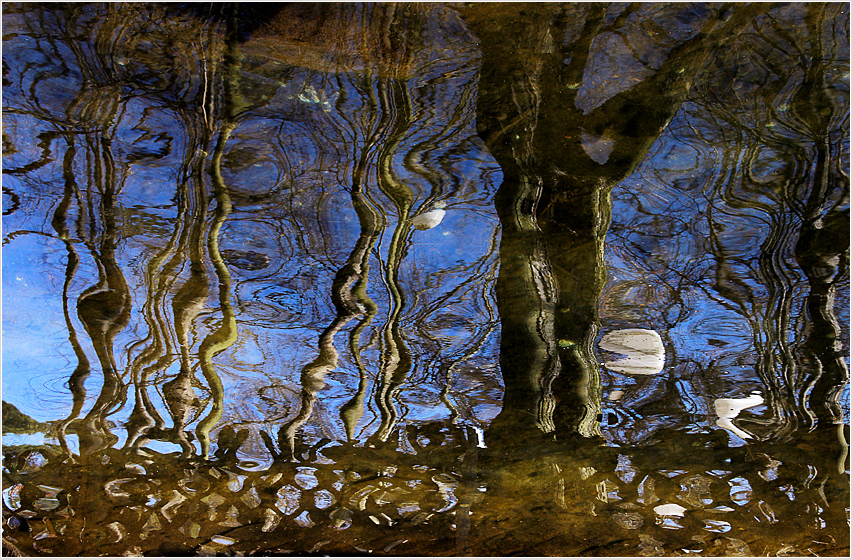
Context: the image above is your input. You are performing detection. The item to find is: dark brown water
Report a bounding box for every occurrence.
[2,3,849,556]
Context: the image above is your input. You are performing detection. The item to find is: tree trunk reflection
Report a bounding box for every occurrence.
[469,3,767,444]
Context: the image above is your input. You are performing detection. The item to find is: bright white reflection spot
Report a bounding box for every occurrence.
[599,328,665,375]
[654,503,686,517]
[657,517,684,530]
[472,425,487,448]
[294,511,315,528]
[3,484,23,510]
[314,489,335,510]
[295,468,319,490]
[714,391,763,439]
[729,476,752,506]
[702,519,732,533]
[411,202,447,230]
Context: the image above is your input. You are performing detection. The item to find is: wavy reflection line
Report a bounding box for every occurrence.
[53,138,91,458]
[370,78,418,444]
[403,58,480,203]
[156,116,224,457]
[75,134,132,457]
[191,19,255,459]
[423,225,501,428]
[338,135,384,443]
[278,193,380,456]
[339,295,378,442]
[278,74,404,452]
[413,223,501,362]
[696,4,849,439]
[162,177,211,457]
[131,36,235,454]
[194,119,239,460]
[124,136,212,451]
[123,40,223,447]
[123,180,190,451]
[791,5,849,436]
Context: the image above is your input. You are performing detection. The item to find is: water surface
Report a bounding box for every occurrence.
[2,3,849,556]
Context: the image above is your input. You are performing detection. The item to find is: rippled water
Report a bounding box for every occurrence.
[2,3,849,557]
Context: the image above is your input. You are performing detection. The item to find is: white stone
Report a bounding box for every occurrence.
[714,392,763,439]
[411,202,447,230]
[654,503,686,517]
[598,328,665,375]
